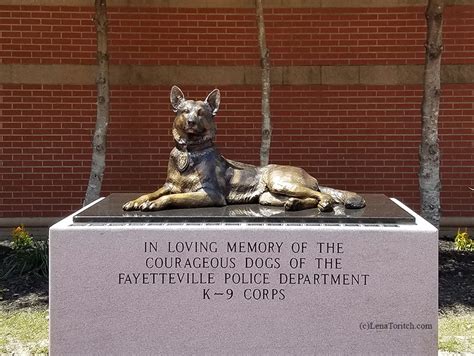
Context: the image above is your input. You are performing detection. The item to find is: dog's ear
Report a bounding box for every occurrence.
[205,89,220,116]
[170,86,185,112]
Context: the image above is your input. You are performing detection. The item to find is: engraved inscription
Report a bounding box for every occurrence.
[118,240,370,301]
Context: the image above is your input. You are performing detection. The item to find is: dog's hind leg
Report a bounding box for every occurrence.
[263,166,334,211]
[284,197,319,211]
[259,192,318,211]
[279,186,333,211]
[319,186,366,209]
[258,191,287,206]
[266,183,335,211]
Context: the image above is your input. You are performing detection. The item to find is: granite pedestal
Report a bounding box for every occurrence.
[49,194,438,355]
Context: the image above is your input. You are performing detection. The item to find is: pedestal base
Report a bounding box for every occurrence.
[49,198,437,355]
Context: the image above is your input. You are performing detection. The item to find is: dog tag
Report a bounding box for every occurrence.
[176,151,190,172]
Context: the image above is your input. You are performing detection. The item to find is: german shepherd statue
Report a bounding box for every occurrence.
[123,86,365,212]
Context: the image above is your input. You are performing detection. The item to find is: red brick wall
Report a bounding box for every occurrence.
[1,83,473,217]
[1,4,473,218]
[1,5,474,65]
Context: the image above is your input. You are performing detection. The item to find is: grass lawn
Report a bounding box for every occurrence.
[438,308,474,353]
[0,306,49,354]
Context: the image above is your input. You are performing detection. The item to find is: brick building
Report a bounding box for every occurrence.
[0,0,473,229]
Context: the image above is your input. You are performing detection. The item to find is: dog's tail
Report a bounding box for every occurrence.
[319,186,366,209]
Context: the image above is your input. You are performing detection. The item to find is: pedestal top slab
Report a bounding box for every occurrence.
[73,193,415,224]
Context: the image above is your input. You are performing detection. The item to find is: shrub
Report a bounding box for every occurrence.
[11,225,33,250]
[454,228,474,252]
[0,226,48,279]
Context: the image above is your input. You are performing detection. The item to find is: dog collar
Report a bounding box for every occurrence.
[175,139,214,153]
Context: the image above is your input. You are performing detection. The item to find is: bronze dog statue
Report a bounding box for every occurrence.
[123,86,365,212]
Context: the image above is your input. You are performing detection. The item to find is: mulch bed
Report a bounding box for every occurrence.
[439,238,474,311]
[0,242,48,311]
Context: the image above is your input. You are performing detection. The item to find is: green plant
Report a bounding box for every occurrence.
[0,226,48,279]
[454,228,474,252]
[11,225,33,250]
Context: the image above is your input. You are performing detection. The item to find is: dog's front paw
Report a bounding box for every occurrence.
[139,201,154,211]
[122,195,149,211]
[140,200,164,211]
[123,200,140,211]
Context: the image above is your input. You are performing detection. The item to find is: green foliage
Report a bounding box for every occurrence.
[11,225,33,250]
[0,226,48,279]
[454,228,474,252]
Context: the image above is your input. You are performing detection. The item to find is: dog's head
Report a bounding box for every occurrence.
[170,86,220,147]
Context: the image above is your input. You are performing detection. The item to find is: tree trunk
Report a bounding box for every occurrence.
[419,0,444,228]
[256,0,271,166]
[84,0,110,206]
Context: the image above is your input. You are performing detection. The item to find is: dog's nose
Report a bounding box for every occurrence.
[187,117,196,126]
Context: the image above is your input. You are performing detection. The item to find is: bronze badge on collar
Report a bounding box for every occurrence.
[175,150,190,172]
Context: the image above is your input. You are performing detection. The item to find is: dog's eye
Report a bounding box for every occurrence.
[182,108,190,114]
[197,109,202,116]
